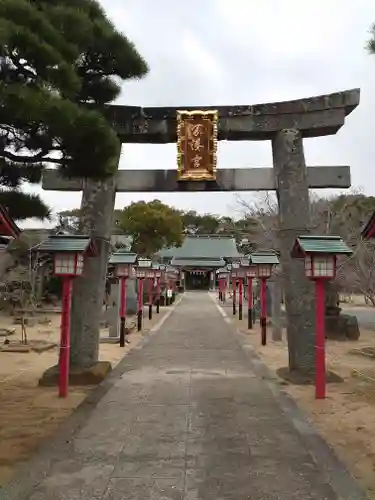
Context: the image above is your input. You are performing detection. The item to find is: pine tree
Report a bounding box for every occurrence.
[0,0,148,219]
[367,22,375,54]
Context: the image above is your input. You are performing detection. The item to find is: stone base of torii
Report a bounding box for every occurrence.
[41,88,360,380]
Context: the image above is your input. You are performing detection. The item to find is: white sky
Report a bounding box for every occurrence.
[21,0,375,227]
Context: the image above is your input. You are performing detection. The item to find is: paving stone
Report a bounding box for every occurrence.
[113,456,185,479]
[27,463,114,500]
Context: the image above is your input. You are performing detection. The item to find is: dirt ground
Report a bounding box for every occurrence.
[0,305,169,486]
[231,314,375,498]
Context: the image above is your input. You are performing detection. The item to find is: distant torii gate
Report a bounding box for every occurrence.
[42,88,359,374]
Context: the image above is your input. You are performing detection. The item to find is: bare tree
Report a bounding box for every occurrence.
[237,189,375,308]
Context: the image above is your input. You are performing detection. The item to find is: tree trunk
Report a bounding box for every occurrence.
[325,281,340,316]
[272,129,315,373]
[70,175,117,368]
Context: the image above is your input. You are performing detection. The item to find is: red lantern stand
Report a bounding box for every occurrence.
[108,252,138,347]
[35,235,97,398]
[231,270,237,316]
[135,258,153,331]
[158,264,167,310]
[146,269,154,321]
[238,273,243,321]
[222,271,229,303]
[217,270,229,303]
[136,268,145,331]
[250,251,279,346]
[171,268,179,303]
[164,267,171,306]
[146,268,162,320]
[155,266,162,313]
[218,274,222,301]
[246,265,257,329]
[291,235,352,399]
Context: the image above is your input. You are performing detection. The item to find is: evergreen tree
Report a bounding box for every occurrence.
[367,22,375,54]
[0,0,148,219]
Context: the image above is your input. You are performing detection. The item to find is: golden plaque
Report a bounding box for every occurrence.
[176,110,218,181]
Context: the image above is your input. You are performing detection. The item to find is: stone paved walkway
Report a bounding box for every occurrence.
[4,292,366,499]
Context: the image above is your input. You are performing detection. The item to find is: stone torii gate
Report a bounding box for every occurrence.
[42,88,359,375]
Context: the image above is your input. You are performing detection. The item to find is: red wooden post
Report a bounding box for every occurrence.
[59,276,73,398]
[137,278,144,331]
[247,277,253,329]
[148,277,153,320]
[166,279,171,305]
[232,279,237,315]
[172,279,176,302]
[238,279,243,320]
[223,277,227,303]
[218,279,222,301]
[260,278,267,345]
[315,279,326,399]
[119,277,127,347]
[156,277,161,313]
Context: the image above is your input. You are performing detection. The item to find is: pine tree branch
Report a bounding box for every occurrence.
[1,150,62,164]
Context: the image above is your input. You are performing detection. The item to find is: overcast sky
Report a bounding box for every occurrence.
[22,0,375,227]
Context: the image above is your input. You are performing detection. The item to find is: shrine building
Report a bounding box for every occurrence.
[157,234,241,290]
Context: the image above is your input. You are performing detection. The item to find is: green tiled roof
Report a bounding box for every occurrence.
[171,258,225,268]
[158,246,179,258]
[108,252,137,265]
[250,250,280,265]
[292,235,352,257]
[35,235,92,253]
[159,235,241,260]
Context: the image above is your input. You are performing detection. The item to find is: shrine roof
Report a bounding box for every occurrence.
[159,235,241,261]
[291,235,352,257]
[0,205,21,238]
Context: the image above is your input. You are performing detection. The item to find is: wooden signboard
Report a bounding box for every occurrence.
[176,110,218,181]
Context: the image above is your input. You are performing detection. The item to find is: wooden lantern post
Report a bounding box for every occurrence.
[157,264,166,312]
[135,258,152,332]
[250,251,280,346]
[230,262,240,316]
[108,252,138,347]
[217,269,229,303]
[146,269,154,320]
[171,267,178,302]
[217,273,222,301]
[246,265,257,330]
[223,271,228,303]
[165,266,172,306]
[291,235,352,399]
[154,266,162,313]
[238,276,243,321]
[232,273,237,316]
[35,235,97,398]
